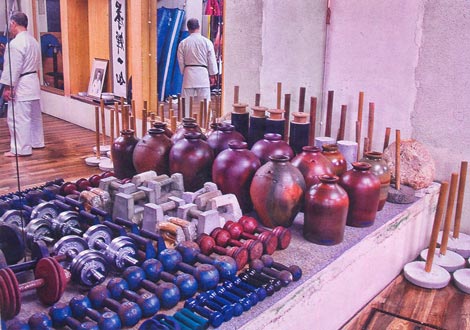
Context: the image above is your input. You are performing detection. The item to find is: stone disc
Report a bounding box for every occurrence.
[453,268,470,294]
[34,258,66,305]
[85,156,101,167]
[437,231,470,258]
[403,261,450,289]
[98,158,114,172]
[387,184,415,204]
[93,144,110,156]
[420,248,466,273]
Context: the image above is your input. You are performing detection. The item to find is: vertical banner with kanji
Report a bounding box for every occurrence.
[111,0,127,98]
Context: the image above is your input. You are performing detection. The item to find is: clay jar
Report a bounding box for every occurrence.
[304,175,349,245]
[250,155,306,228]
[339,162,381,227]
[359,151,391,211]
[169,132,214,192]
[212,141,261,213]
[171,117,204,143]
[111,129,139,179]
[152,121,174,138]
[291,146,335,189]
[206,123,245,156]
[321,144,347,177]
[250,133,294,165]
[133,128,173,175]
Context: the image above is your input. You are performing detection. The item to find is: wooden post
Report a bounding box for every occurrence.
[276,82,282,109]
[284,94,291,142]
[255,93,261,107]
[309,97,317,144]
[440,173,459,255]
[100,99,106,146]
[368,102,375,151]
[337,105,347,141]
[94,107,101,159]
[114,102,120,136]
[395,130,401,190]
[356,91,364,159]
[453,161,468,238]
[325,90,334,137]
[110,108,115,161]
[383,127,391,151]
[298,87,306,112]
[234,85,239,104]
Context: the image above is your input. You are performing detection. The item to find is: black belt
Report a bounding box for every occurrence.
[19,71,37,78]
[184,65,207,69]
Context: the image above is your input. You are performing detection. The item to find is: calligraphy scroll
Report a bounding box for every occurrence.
[110,0,127,98]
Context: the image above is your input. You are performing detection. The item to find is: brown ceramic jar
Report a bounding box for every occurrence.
[250,133,294,165]
[321,144,347,177]
[111,129,139,179]
[291,146,335,189]
[359,151,391,211]
[133,128,173,175]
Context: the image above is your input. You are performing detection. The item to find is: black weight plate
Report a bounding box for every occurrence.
[0,250,7,269]
[0,223,25,264]
[30,240,50,261]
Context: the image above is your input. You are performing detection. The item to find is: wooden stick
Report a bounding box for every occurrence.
[142,108,147,136]
[171,114,177,133]
[383,127,391,151]
[234,85,239,104]
[189,96,194,118]
[203,98,208,129]
[110,109,115,161]
[100,99,106,146]
[122,105,130,130]
[425,181,449,273]
[368,102,375,151]
[325,90,334,137]
[283,94,291,142]
[276,82,282,109]
[355,121,361,160]
[159,103,165,123]
[168,96,173,112]
[364,137,370,154]
[94,107,101,158]
[298,87,306,112]
[181,97,186,119]
[309,97,317,144]
[130,115,135,130]
[199,101,204,128]
[114,102,120,136]
[337,104,347,141]
[395,130,401,190]
[357,91,364,125]
[255,93,261,107]
[177,95,182,122]
[453,161,468,238]
[440,173,459,255]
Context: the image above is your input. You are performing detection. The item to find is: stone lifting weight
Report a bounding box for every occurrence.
[239,215,292,250]
[83,224,139,271]
[211,227,264,262]
[176,241,238,279]
[107,278,160,317]
[158,248,220,291]
[122,266,181,309]
[197,234,249,269]
[49,302,100,330]
[0,257,69,320]
[88,285,143,328]
[69,295,122,330]
[141,258,198,300]
[224,220,279,255]
[177,203,223,237]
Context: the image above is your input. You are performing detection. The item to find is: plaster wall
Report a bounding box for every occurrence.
[325,0,470,234]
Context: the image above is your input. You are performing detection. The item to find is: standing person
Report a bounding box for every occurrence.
[177,18,218,113]
[1,11,44,157]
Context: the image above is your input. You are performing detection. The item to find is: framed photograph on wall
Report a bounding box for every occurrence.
[87,58,108,98]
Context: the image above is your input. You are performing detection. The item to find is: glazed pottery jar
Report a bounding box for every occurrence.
[304,175,349,245]
[152,121,174,138]
[250,133,294,165]
[212,140,261,213]
[339,162,381,227]
[250,155,306,228]
[359,151,391,211]
[321,144,347,177]
[206,123,245,156]
[291,146,335,189]
[169,132,214,191]
[133,128,173,175]
[171,118,204,143]
[111,129,139,179]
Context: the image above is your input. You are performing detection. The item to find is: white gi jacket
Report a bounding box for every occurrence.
[177,32,218,89]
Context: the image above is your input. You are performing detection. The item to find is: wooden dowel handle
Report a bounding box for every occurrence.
[234,86,239,104]
[356,121,362,160]
[94,107,101,158]
[425,181,449,272]
[357,91,364,123]
[276,82,282,109]
[142,109,147,137]
[325,90,334,137]
[110,109,115,161]
[114,102,120,136]
[100,100,106,146]
[368,102,375,150]
[309,97,317,144]
[298,87,306,112]
[284,94,291,142]
[383,127,391,151]
[255,93,261,107]
[337,104,347,141]
[395,130,401,190]
[453,161,468,238]
[440,173,459,254]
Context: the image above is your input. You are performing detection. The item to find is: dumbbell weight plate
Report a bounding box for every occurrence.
[0,267,20,319]
[105,237,137,271]
[0,250,7,269]
[53,236,88,269]
[83,224,113,250]
[30,201,59,220]
[0,209,28,227]
[25,218,53,249]
[0,223,25,264]
[70,250,109,286]
[55,211,82,236]
[34,257,67,305]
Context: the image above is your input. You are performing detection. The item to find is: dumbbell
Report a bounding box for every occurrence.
[261,254,302,281]
[107,278,160,317]
[123,266,181,309]
[239,215,292,249]
[211,227,264,261]
[197,234,249,269]
[0,222,28,264]
[250,259,293,287]
[243,268,282,292]
[237,271,276,297]
[158,248,220,291]
[141,258,198,299]
[183,297,225,328]
[69,295,122,330]
[196,291,243,319]
[6,320,31,330]
[83,224,139,271]
[176,203,220,226]
[149,314,189,330]
[176,241,238,279]
[0,257,69,320]
[209,286,253,312]
[28,312,53,330]
[45,210,84,238]
[173,308,211,330]
[223,277,268,302]
[224,220,278,255]
[49,302,100,330]
[88,285,143,328]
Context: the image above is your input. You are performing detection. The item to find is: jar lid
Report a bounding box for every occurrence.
[251,106,268,118]
[232,103,249,114]
[268,109,285,120]
[292,112,309,124]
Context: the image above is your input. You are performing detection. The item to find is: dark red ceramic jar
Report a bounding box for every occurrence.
[206,123,245,156]
[111,129,139,179]
[321,144,347,177]
[133,128,173,175]
[250,133,294,165]
[359,151,391,211]
[291,146,335,189]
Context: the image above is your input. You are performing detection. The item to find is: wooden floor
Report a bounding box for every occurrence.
[1,114,469,329]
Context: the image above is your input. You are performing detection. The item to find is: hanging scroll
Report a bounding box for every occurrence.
[110,0,127,98]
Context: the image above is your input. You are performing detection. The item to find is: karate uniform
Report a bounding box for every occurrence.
[177,32,218,106]
[0,31,44,155]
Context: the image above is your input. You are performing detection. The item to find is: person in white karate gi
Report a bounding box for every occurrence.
[1,11,44,157]
[177,18,218,113]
